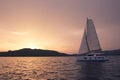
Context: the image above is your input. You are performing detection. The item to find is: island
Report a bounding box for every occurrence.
[0,48,120,57]
[0,48,69,57]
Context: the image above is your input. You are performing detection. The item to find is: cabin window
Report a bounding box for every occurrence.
[98,57,104,59]
[98,57,101,58]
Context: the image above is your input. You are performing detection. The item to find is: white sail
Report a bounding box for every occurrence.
[79,28,89,54]
[79,18,101,54]
[86,19,101,52]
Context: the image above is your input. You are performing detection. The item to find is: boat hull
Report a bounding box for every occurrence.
[77,60,108,62]
[77,56,108,62]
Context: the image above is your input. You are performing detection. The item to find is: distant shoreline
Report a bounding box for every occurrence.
[0,48,120,57]
[0,48,70,57]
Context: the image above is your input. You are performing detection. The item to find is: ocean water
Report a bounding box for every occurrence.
[0,56,120,80]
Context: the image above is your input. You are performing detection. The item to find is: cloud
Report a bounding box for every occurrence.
[10,31,28,36]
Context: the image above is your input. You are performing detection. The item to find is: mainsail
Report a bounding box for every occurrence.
[79,18,101,54]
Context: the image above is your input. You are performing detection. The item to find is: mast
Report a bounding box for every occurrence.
[86,18,90,52]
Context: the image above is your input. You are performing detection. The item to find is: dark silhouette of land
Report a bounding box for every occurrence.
[0,48,69,57]
[0,48,120,57]
[100,49,120,55]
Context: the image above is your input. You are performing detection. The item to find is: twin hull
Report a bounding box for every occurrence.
[77,56,108,62]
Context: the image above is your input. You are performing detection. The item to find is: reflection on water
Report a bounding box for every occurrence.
[77,62,104,80]
[0,56,120,80]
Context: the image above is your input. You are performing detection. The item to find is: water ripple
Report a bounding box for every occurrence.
[0,56,120,80]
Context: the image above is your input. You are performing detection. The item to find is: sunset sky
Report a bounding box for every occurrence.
[0,0,120,53]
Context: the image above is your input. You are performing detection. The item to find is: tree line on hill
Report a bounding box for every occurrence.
[0,48,120,56]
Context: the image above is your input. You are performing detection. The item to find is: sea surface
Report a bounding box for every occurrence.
[0,56,120,80]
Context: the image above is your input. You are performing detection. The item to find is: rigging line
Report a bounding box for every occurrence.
[85,18,90,53]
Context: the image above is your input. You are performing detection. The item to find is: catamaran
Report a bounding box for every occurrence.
[77,18,108,62]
